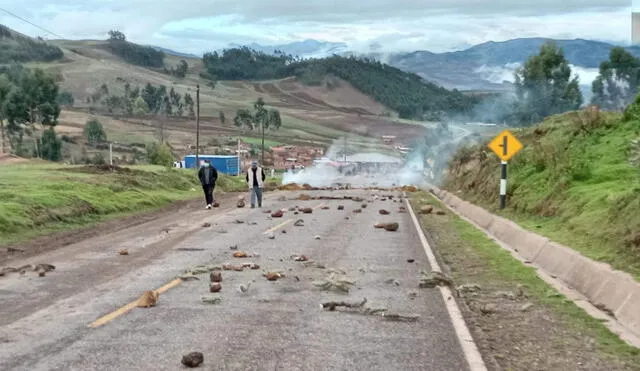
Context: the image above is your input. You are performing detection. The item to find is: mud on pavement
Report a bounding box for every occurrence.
[411,193,640,371]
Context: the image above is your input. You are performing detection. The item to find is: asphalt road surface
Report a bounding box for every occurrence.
[0,190,472,371]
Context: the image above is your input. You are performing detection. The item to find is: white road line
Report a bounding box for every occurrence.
[405,197,488,371]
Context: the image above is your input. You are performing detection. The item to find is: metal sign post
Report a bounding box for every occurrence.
[488,129,523,210]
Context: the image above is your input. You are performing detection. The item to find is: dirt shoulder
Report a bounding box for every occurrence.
[411,192,640,371]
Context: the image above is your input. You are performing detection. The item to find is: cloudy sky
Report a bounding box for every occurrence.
[0,0,635,55]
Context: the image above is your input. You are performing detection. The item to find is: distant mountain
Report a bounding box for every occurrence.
[387,38,640,92]
[226,39,349,59]
[148,45,199,59]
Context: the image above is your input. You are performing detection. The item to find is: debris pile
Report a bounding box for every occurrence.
[320,297,419,322]
[378,209,390,215]
[313,271,355,293]
[419,270,454,289]
[0,263,56,277]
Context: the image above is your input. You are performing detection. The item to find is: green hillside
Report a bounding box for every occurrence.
[444,105,640,279]
[202,47,480,120]
[0,25,63,63]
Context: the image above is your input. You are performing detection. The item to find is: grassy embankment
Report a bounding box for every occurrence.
[0,163,246,245]
[412,192,640,368]
[445,109,640,280]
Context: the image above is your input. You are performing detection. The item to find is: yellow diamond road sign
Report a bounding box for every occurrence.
[488,129,523,162]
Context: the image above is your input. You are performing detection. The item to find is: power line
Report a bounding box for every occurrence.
[0,8,64,39]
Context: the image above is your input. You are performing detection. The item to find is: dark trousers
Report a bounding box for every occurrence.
[202,184,214,205]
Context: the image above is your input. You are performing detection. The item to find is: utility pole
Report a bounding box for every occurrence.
[195,84,200,168]
[261,119,265,166]
[109,142,113,166]
[237,137,241,176]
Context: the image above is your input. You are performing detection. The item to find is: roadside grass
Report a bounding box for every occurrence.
[411,192,640,367]
[445,110,640,281]
[0,163,245,245]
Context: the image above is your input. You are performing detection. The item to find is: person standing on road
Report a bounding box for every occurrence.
[198,160,218,209]
[246,160,265,208]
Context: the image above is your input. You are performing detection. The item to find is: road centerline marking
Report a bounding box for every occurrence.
[264,219,293,234]
[88,278,182,329]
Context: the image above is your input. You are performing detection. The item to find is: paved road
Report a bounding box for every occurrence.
[0,190,469,371]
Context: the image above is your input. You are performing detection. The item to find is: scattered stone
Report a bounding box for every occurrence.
[313,271,355,293]
[407,259,415,263]
[212,202,220,208]
[374,222,399,231]
[379,209,390,215]
[222,264,244,271]
[264,272,283,281]
[294,219,304,227]
[118,249,129,255]
[408,291,418,299]
[271,210,284,218]
[268,232,276,239]
[201,295,222,304]
[210,272,222,283]
[178,273,200,281]
[250,264,260,270]
[229,245,238,250]
[457,284,482,293]
[34,263,55,272]
[300,207,313,214]
[337,205,344,210]
[314,235,321,240]
[291,255,309,262]
[281,230,287,234]
[233,251,248,258]
[595,303,616,317]
[419,205,433,215]
[321,205,330,210]
[38,271,46,277]
[263,210,272,214]
[237,199,245,208]
[234,219,244,224]
[435,209,446,215]
[419,271,454,288]
[480,303,499,315]
[7,247,23,253]
[298,194,312,200]
[181,352,204,368]
[136,290,159,308]
[495,291,517,300]
[288,207,296,211]
[353,209,362,213]
[248,221,258,225]
[520,303,534,312]
[239,281,252,293]
[294,211,299,215]
[209,283,222,293]
[361,204,368,208]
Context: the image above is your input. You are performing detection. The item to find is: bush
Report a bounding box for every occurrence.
[84,119,107,144]
[40,127,62,161]
[146,142,174,166]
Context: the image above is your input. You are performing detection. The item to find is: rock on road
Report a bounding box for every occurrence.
[0,190,471,371]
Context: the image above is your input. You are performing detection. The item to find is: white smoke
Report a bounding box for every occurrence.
[474,62,599,87]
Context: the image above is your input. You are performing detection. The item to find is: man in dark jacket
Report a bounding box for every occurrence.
[198,160,218,209]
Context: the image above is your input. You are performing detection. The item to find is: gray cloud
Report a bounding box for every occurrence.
[0,0,632,55]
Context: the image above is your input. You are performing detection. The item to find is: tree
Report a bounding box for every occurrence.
[168,60,188,78]
[108,30,126,41]
[146,142,174,166]
[57,91,74,107]
[233,98,282,164]
[3,86,29,153]
[219,111,226,125]
[184,93,195,117]
[513,42,583,125]
[39,127,62,161]
[592,47,640,110]
[0,75,12,153]
[84,119,107,144]
[133,96,149,115]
